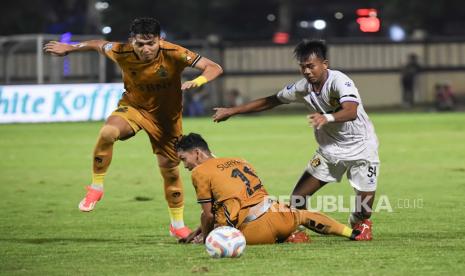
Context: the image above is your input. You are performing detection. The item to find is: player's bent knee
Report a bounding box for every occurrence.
[98,125,120,143]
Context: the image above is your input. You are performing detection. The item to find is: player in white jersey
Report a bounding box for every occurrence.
[212,40,379,240]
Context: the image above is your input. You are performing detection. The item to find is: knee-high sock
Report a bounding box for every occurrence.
[296,209,353,238]
[160,166,185,228]
[92,125,120,188]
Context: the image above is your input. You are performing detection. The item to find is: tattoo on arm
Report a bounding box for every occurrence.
[72,43,87,48]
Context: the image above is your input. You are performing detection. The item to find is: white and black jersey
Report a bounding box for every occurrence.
[276,69,379,162]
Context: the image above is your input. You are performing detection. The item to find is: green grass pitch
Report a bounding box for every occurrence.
[1,112,465,275]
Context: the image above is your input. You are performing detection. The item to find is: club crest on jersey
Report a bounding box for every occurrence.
[344,81,352,87]
[311,157,321,168]
[156,65,168,78]
[329,97,340,107]
[181,50,192,62]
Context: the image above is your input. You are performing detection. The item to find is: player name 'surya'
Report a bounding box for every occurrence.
[216,160,242,171]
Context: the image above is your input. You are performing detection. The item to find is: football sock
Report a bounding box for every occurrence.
[298,209,353,238]
[168,206,185,229]
[160,166,185,227]
[89,125,119,190]
[91,173,105,190]
[93,125,120,175]
[341,226,354,238]
[160,166,184,207]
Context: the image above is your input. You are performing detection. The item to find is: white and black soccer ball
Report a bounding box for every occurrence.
[205,226,246,258]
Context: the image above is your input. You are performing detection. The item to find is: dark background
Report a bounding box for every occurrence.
[2,0,464,41]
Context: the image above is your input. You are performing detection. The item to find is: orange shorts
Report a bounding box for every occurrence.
[238,203,299,245]
[109,103,182,163]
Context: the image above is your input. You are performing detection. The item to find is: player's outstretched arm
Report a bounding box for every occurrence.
[308,101,358,129]
[181,57,223,90]
[43,40,108,56]
[212,95,283,122]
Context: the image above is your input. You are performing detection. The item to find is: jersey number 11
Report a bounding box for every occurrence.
[231,166,263,196]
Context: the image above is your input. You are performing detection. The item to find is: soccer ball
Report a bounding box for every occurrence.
[205,226,246,258]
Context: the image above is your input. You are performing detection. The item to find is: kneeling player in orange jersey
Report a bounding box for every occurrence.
[176,133,371,245]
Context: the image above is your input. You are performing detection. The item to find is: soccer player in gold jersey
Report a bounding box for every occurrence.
[176,133,371,244]
[44,17,223,239]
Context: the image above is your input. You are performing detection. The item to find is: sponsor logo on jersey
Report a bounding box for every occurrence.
[135,81,172,92]
[344,81,352,87]
[286,83,295,90]
[103,43,113,52]
[311,157,321,168]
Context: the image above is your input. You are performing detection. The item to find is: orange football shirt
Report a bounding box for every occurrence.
[103,40,201,120]
[191,158,268,227]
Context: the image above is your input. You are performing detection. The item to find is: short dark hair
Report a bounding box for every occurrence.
[294,39,327,61]
[176,133,211,152]
[129,17,161,37]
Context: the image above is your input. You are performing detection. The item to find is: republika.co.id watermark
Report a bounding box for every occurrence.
[266,195,423,213]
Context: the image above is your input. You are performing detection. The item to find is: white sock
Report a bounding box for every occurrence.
[171,220,185,229]
[91,184,104,191]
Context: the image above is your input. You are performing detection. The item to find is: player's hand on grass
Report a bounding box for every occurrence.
[191,233,204,244]
[43,41,73,56]
[212,107,233,122]
[308,113,329,130]
[179,227,202,244]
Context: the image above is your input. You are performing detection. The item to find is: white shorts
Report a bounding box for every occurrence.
[305,152,379,192]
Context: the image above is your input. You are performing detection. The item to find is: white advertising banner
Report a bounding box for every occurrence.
[0,83,124,123]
